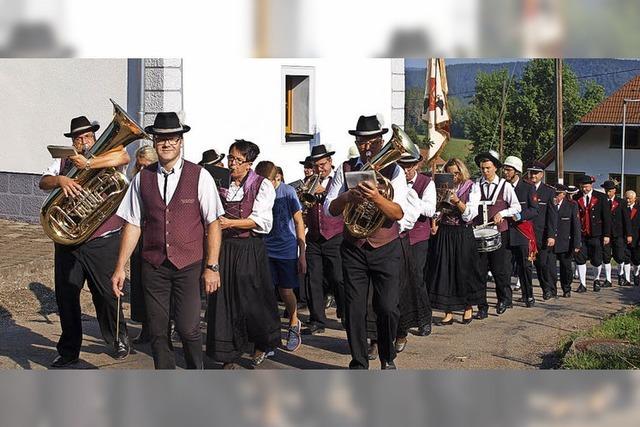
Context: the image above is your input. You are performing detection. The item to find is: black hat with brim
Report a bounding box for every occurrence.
[64,116,100,138]
[576,175,595,185]
[198,149,225,166]
[397,152,423,164]
[145,112,190,136]
[348,115,388,136]
[554,184,568,193]
[600,180,617,190]
[474,150,502,168]
[299,156,313,168]
[527,161,546,173]
[308,144,336,161]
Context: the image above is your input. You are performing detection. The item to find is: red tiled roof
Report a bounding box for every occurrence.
[580,74,640,125]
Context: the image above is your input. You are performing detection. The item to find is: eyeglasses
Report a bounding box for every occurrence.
[355,136,382,146]
[227,155,249,165]
[154,136,182,146]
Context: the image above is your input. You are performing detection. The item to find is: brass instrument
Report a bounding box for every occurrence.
[343,124,420,239]
[299,173,325,211]
[41,99,150,245]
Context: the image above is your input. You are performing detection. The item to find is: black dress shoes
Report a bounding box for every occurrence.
[50,355,79,368]
[395,337,407,353]
[576,285,587,293]
[324,294,336,309]
[602,280,612,288]
[417,323,432,336]
[302,323,326,335]
[461,316,473,325]
[496,302,513,315]
[563,290,571,298]
[474,307,489,320]
[542,292,551,301]
[436,317,454,326]
[620,279,632,287]
[634,276,639,287]
[380,360,397,370]
[113,336,130,360]
[367,342,378,361]
[525,298,536,308]
[593,280,601,292]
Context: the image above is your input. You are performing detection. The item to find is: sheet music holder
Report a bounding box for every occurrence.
[203,165,230,190]
[47,145,77,158]
[345,170,377,190]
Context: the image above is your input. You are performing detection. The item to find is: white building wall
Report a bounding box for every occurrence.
[546,126,640,187]
[0,59,128,174]
[182,58,398,182]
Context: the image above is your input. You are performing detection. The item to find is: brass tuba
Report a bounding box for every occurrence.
[41,99,150,245]
[343,124,420,239]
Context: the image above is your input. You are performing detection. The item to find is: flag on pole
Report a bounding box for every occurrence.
[421,58,451,163]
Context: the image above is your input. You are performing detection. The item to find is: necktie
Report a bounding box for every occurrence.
[163,170,174,203]
[586,195,590,207]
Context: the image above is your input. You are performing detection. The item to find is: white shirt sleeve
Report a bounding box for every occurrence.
[499,182,522,218]
[462,182,480,223]
[249,179,276,234]
[419,180,437,218]
[42,159,62,177]
[116,173,143,227]
[323,164,346,218]
[390,165,409,216]
[398,188,420,232]
[198,169,226,225]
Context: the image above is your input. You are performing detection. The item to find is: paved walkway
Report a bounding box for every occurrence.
[1,219,638,369]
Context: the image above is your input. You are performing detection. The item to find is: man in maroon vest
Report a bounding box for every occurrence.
[303,144,345,335]
[324,115,409,370]
[394,152,435,352]
[469,150,521,319]
[40,115,131,368]
[112,112,224,369]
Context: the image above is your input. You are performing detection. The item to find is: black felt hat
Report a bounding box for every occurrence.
[348,115,388,136]
[144,112,190,136]
[64,116,99,138]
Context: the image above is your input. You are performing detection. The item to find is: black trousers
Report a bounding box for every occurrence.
[306,234,344,327]
[510,244,533,301]
[129,241,146,323]
[534,245,555,296]
[54,233,127,359]
[553,251,574,294]
[478,231,512,308]
[341,238,401,369]
[142,259,203,369]
[398,239,432,336]
[575,236,603,266]
[603,236,629,264]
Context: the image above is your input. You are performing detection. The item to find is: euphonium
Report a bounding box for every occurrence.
[40,99,150,245]
[343,124,420,239]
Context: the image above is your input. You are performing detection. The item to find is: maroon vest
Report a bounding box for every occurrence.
[306,176,343,241]
[140,160,205,269]
[218,169,265,239]
[440,180,473,226]
[342,158,400,248]
[406,173,432,245]
[59,158,125,242]
[473,178,509,232]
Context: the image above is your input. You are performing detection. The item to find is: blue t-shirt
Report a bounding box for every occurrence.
[265,183,302,259]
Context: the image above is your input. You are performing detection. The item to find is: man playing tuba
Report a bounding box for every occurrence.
[324,115,409,370]
[39,115,131,368]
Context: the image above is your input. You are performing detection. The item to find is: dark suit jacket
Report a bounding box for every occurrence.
[508,178,539,247]
[627,203,640,247]
[532,182,558,246]
[573,190,612,238]
[554,199,581,254]
[607,196,632,239]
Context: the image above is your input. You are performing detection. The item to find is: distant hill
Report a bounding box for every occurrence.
[406,58,640,102]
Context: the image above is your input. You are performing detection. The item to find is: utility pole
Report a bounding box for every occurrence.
[555,58,564,184]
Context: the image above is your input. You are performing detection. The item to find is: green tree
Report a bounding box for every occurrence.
[463,59,606,169]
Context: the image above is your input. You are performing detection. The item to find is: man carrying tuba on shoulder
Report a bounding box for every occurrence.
[324,115,410,370]
[40,115,131,368]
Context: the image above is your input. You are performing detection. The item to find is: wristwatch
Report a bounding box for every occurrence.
[206,263,219,272]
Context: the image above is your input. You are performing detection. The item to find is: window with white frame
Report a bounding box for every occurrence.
[283,66,315,142]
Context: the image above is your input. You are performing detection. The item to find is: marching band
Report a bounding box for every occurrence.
[40,105,635,370]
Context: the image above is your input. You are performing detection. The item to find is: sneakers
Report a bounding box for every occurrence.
[251,349,275,367]
[285,320,302,352]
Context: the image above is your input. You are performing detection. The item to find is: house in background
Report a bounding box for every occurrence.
[540,74,640,193]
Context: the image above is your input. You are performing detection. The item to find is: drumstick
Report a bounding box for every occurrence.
[115,294,121,353]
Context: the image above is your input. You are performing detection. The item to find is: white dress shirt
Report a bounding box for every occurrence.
[117,159,225,227]
[464,175,521,224]
[582,190,593,206]
[323,158,409,219]
[224,175,276,234]
[398,175,436,233]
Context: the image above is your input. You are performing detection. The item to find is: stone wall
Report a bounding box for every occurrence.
[0,173,49,223]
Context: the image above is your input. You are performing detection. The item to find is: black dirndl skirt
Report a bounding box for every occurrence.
[426,224,484,312]
[398,237,431,331]
[206,236,281,363]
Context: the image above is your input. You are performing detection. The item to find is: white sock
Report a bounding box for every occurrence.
[624,263,631,282]
[595,265,603,281]
[635,265,640,277]
[578,264,587,286]
[619,263,625,276]
[604,263,612,282]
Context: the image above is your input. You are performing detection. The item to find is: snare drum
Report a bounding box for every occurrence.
[473,228,502,253]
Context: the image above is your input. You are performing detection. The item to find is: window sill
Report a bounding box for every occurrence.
[285,133,314,143]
